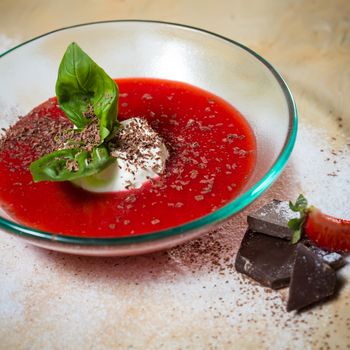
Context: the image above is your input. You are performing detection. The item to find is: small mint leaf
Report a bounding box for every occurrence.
[291,229,302,244]
[289,194,308,212]
[288,218,301,231]
[295,194,308,210]
[289,200,298,212]
[288,194,309,244]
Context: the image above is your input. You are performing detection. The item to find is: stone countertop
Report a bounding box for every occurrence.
[0,1,349,349]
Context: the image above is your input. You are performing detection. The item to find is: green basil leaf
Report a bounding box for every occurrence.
[55,42,119,141]
[30,145,113,182]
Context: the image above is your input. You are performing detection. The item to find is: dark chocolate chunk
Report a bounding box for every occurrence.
[235,230,297,289]
[287,244,336,312]
[247,199,299,240]
[306,243,346,270]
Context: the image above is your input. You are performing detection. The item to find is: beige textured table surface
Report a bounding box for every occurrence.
[0,1,350,349]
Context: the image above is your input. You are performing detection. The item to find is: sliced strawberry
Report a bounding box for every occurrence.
[304,207,350,252]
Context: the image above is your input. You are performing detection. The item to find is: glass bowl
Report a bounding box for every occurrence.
[0,20,297,256]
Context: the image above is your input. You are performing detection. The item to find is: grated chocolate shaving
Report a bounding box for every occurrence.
[110,118,167,178]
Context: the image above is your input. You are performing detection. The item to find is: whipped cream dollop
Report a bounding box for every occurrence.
[73,117,169,193]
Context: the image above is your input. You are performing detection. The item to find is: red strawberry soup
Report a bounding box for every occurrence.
[0,78,256,237]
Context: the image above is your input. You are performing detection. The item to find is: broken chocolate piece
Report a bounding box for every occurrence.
[287,244,336,312]
[235,230,297,289]
[306,243,346,270]
[247,200,299,240]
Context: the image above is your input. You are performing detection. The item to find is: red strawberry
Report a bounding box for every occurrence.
[304,207,350,252]
[288,195,350,253]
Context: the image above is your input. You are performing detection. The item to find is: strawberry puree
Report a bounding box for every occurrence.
[0,78,256,237]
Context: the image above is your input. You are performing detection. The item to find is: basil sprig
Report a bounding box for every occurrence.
[30,145,113,182]
[30,43,118,183]
[56,42,119,140]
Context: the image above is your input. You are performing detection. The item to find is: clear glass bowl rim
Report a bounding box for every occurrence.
[0,19,298,246]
